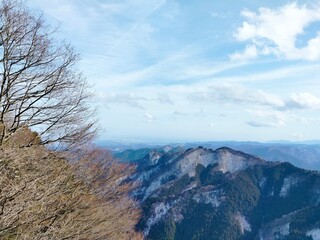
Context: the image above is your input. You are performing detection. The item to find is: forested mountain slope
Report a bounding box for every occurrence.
[130,146,320,240]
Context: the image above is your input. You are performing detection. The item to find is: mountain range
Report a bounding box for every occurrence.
[114,142,320,171]
[124,146,320,240]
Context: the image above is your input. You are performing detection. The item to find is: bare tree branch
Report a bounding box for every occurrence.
[0,0,97,148]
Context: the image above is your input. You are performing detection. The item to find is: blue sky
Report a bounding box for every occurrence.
[28,0,320,143]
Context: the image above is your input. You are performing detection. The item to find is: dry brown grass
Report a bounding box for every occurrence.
[0,146,142,240]
[3,127,42,148]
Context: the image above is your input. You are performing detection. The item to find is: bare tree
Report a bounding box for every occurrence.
[0,145,143,239]
[0,0,97,148]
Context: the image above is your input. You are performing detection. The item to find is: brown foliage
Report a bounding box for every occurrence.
[0,1,143,238]
[0,146,143,239]
[3,126,41,147]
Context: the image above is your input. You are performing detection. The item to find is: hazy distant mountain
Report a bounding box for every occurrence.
[130,147,320,240]
[114,145,177,163]
[113,142,320,170]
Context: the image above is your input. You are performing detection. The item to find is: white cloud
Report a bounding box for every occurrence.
[155,93,174,105]
[246,109,287,127]
[230,45,258,61]
[221,63,320,84]
[290,133,303,139]
[246,107,320,129]
[27,0,320,142]
[144,113,153,119]
[29,0,108,33]
[234,3,320,61]
[172,110,188,117]
[101,92,173,109]
[285,92,320,110]
[144,113,154,122]
[210,12,228,19]
[246,121,277,128]
[29,0,174,90]
[103,92,146,109]
[189,84,285,108]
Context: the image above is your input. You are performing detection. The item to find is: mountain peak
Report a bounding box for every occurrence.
[132,146,270,201]
[131,146,320,239]
[214,147,265,173]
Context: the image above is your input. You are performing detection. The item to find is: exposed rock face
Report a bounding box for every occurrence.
[235,214,251,234]
[192,189,223,207]
[145,151,162,166]
[129,146,320,240]
[133,147,263,199]
[215,147,264,173]
[307,229,320,239]
[279,176,299,197]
